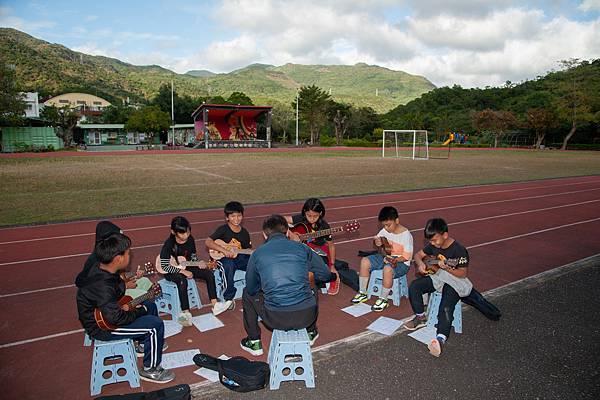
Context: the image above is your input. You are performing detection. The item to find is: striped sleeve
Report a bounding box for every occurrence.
[160,258,182,274]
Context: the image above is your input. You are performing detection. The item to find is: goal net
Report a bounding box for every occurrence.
[382,130,429,159]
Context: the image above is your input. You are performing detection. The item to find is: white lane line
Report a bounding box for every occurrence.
[2,217,599,349]
[1,180,598,245]
[3,198,600,297]
[0,284,76,298]
[0,328,84,349]
[2,189,599,266]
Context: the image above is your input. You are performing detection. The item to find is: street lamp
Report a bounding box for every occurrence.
[295,89,299,147]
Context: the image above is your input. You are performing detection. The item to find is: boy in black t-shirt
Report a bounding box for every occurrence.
[159,216,227,325]
[285,198,340,295]
[206,201,252,314]
[403,218,500,357]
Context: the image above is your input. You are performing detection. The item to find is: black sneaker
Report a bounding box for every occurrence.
[240,337,263,356]
[139,365,175,383]
[135,341,169,358]
[403,314,427,331]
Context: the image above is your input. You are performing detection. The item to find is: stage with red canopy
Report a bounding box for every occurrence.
[191,104,272,148]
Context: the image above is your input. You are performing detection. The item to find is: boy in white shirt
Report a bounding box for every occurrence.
[351,206,413,312]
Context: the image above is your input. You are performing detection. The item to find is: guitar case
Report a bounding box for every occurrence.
[95,384,191,400]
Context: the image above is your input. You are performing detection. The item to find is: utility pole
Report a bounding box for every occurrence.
[295,89,299,146]
[171,79,175,146]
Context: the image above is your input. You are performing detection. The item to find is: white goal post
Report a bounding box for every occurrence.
[382,130,429,160]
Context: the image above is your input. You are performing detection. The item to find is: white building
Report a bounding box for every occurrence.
[22,92,40,118]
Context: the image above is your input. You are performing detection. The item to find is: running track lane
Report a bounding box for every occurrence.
[0,175,599,399]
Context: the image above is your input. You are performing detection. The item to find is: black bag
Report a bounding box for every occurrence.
[336,267,359,291]
[462,288,502,321]
[193,353,269,392]
[96,384,190,400]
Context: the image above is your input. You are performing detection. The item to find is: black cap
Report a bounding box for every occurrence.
[95,221,122,242]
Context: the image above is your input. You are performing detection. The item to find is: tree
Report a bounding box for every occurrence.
[0,63,26,126]
[125,105,170,143]
[526,108,558,148]
[554,59,595,150]
[291,85,331,144]
[227,91,253,105]
[271,103,294,143]
[470,109,518,147]
[40,105,79,146]
[101,105,134,124]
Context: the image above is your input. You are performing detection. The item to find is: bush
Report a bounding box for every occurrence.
[343,138,378,147]
[319,135,336,147]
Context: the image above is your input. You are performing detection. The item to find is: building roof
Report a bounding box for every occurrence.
[77,123,195,129]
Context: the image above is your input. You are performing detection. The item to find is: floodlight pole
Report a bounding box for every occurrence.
[295,89,299,147]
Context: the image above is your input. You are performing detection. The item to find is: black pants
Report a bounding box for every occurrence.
[409,276,478,338]
[242,288,318,340]
[165,267,217,311]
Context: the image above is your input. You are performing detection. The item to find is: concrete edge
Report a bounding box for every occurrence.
[190,253,600,397]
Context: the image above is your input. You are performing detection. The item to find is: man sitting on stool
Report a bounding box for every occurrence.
[240,214,332,356]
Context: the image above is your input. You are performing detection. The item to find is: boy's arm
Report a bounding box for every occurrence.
[205,227,236,257]
[96,286,147,327]
[327,241,336,268]
[413,249,429,274]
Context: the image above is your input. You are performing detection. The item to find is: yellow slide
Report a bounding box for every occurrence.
[442,133,454,146]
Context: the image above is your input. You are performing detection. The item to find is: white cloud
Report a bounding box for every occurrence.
[201,35,261,71]
[579,0,600,12]
[0,6,56,32]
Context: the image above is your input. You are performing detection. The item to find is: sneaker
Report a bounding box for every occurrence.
[177,312,193,327]
[428,338,443,357]
[240,337,263,356]
[139,365,175,383]
[371,297,389,312]
[212,301,231,316]
[135,342,169,358]
[351,292,368,304]
[403,314,427,331]
[307,329,319,346]
[327,275,340,295]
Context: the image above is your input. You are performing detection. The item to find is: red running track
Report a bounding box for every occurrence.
[1,175,599,399]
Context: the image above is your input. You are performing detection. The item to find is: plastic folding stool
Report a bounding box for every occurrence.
[268,329,315,390]
[155,278,202,319]
[90,338,140,396]
[366,269,409,306]
[426,291,462,334]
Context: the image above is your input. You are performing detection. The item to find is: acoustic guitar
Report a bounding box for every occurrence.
[155,255,217,274]
[291,220,360,258]
[208,238,254,261]
[94,284,162,331]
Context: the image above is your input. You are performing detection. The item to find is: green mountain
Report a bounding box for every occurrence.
[0,28,435,112]
[185,69,216,77]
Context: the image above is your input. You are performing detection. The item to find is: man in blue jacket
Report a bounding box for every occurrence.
[240,214,332,356]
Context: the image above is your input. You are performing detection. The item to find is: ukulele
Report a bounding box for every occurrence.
[119,262,157,283]
[374,237,406,267]
[421,255,460,275]
[208,238,254,260]
[94,284,162,331]
[155,255,217,274]
[291,220,360,258]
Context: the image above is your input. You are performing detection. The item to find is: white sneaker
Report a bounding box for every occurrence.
[177,312,192,327]
[212,300,232,316]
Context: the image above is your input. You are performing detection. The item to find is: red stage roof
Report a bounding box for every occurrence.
[191,104,272,120]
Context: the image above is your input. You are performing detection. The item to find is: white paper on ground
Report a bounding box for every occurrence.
[193,355,231,382]
[191,313,224,332]
[367,316,403,336]
[341,303,372,317]
[163,320,183,338]
[407,326,437,345]
[161,349,200,369]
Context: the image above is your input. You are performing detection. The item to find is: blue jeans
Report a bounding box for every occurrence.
[219,254,250,301]
[367,253,410,278]
[105,301,164,368]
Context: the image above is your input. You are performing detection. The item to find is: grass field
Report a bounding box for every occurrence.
[1,148,599,226]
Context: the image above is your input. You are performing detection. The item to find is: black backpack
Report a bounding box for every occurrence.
[193,353,270,392]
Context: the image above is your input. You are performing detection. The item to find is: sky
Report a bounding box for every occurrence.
[1,0,599,88]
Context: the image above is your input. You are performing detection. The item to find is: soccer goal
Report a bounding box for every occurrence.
[382,130,429,159]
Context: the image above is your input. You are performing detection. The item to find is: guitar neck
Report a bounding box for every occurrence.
[299,226,343,241]
[126,290,156,309]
